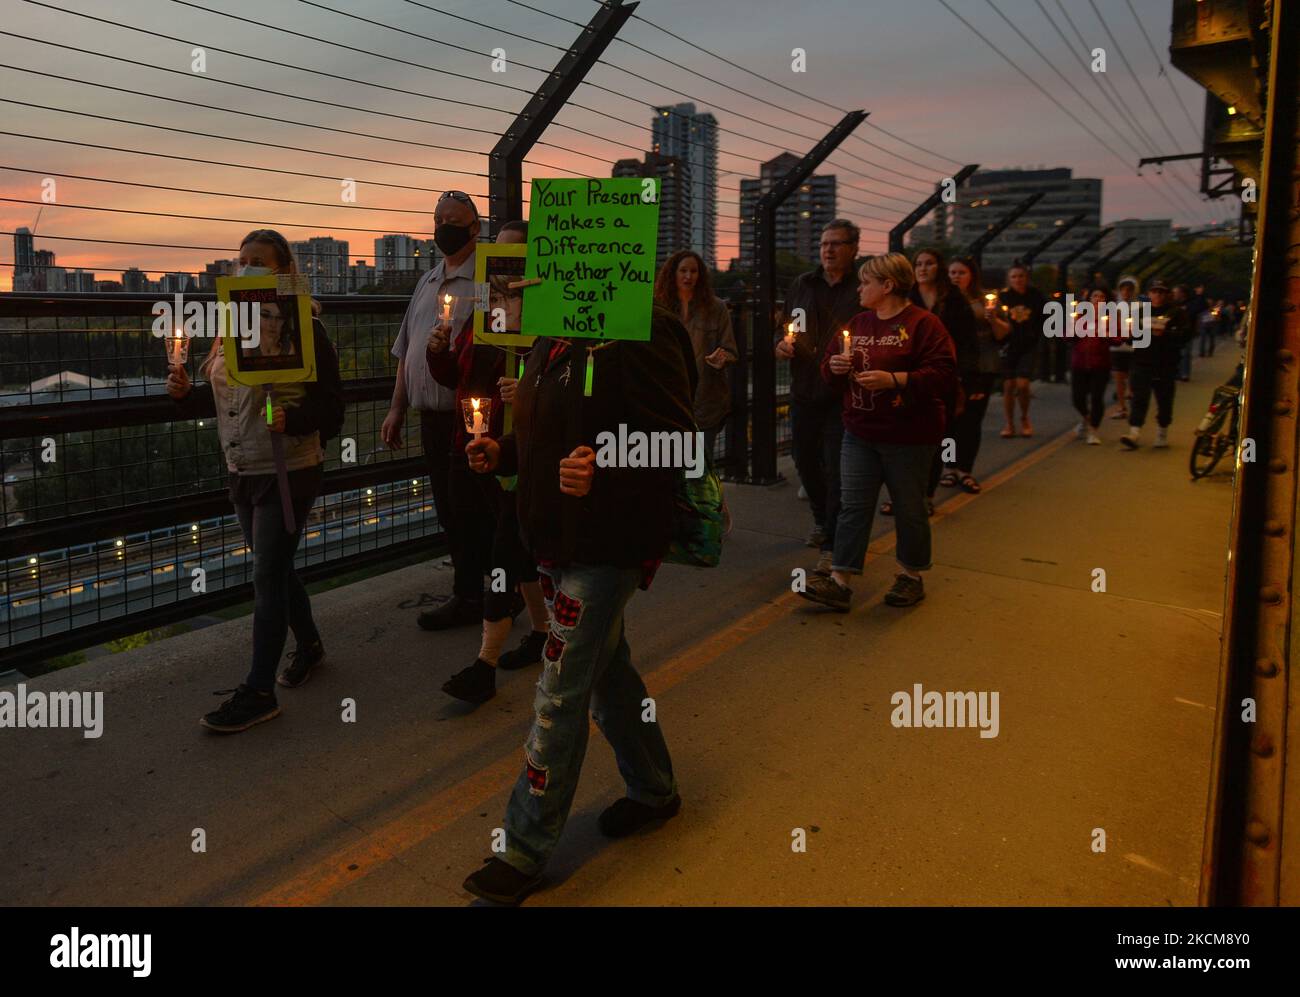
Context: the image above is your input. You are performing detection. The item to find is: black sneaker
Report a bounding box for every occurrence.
[498,630,547,671]
[200,685,280,733]
[277,640,325,688]
[798,573,851,612]
[598,795,682,838]
[463,857,542,906]
[442,658,496,704]
[417,595,483,631]
[884,573,925,607]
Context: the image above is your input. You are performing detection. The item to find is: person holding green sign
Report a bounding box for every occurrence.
[459,303,696,905]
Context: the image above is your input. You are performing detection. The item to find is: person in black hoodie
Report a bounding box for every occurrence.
[460,305,696,905]
[166,229,344,732]
[1121,277,1191,450]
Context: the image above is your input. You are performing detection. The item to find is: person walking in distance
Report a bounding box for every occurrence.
[1121,277,1191,450]
[1109,275,1139,420]
[775,220,862,563]
[1071,288,1112,446]
[905,248,975,515]
[994,263,1046,438]
[946,255,1009,492]
[459,305,696,906]
[382,190,482,631]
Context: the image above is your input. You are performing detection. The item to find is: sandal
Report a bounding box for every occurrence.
[959,474,982,494]
[1000,425,1015,438]
[879,501,894,516]
[939,470,959,488]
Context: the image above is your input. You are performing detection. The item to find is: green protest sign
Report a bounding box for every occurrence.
[522,177,661,342]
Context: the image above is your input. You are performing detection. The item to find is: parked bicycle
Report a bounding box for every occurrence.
[1190,359,1244,480]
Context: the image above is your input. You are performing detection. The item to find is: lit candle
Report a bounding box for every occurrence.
[842,329,851,356]
[441,293,453,323]
[784,323,795,345]
[984,292,996,309]
[166,327,188,366]
[470,397,484,436]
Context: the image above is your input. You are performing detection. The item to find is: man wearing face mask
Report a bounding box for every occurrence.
[383,190,484,630]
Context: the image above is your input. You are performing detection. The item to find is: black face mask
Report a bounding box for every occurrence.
[434,222,473,256]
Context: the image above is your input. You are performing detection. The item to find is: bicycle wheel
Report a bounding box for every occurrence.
[1190,403,1233,479]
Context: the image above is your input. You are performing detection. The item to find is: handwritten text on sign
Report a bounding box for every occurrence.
[522,177,660,341]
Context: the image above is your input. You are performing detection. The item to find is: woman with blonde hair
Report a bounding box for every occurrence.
[167,229,344,732]
[799,253,956,612]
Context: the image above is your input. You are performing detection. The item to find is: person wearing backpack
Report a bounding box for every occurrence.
[166,229,345,732]
[459,304,695,905]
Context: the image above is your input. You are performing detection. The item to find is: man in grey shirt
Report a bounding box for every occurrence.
[382,190,482,629]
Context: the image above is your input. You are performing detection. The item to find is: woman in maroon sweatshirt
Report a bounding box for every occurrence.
[1071,287,1113,445]
[799,252,956,612]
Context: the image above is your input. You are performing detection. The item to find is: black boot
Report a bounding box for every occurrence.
[418,595,482,631]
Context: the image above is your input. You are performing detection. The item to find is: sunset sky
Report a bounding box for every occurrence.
[0,0,1236,289]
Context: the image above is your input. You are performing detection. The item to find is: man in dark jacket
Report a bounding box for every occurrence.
[1121,277,1191,450]
[775,219,861,553]
[460,305,695,905]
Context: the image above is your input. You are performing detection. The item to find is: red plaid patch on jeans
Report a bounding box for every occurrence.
[552,590,582,628]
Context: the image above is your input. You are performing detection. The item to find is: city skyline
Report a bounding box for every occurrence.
[1,0,1238,290]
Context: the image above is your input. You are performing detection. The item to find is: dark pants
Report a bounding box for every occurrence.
[232,465,323,691]
[945,375,994,475]
[790,398,843,550]
[420,408,456,554]
[488,487,538,622]
[447,455,499,604]
[1129,366,1176,428]
[1071,369,1110,428]
[833,434,936,575]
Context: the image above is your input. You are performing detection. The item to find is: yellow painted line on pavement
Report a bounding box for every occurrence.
[252,429,1073,906]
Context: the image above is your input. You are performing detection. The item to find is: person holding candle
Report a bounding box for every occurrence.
[458,302,696,905]
[166,229,344,731]
[434,221,547,704]
[1109,275,1139,420]
[1120,277,1191,450]
[945,255,1008,492]
[996,263,1047,438]
[905,248,975,508]
[1071,288,1113,445]
[776,220,862,573]
[384,190,482,631]
[799,253,956,612]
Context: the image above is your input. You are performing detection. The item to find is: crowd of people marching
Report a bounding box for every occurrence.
[163,199,1237,904]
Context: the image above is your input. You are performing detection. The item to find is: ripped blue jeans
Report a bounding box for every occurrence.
[503,562,677,877]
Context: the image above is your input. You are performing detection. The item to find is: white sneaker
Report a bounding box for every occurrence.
[1120,426,1140,449]
[797,485,808,501]
[1086,431,1101,445]
[1073,420,1086,438]
[1153,427,1169,448]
